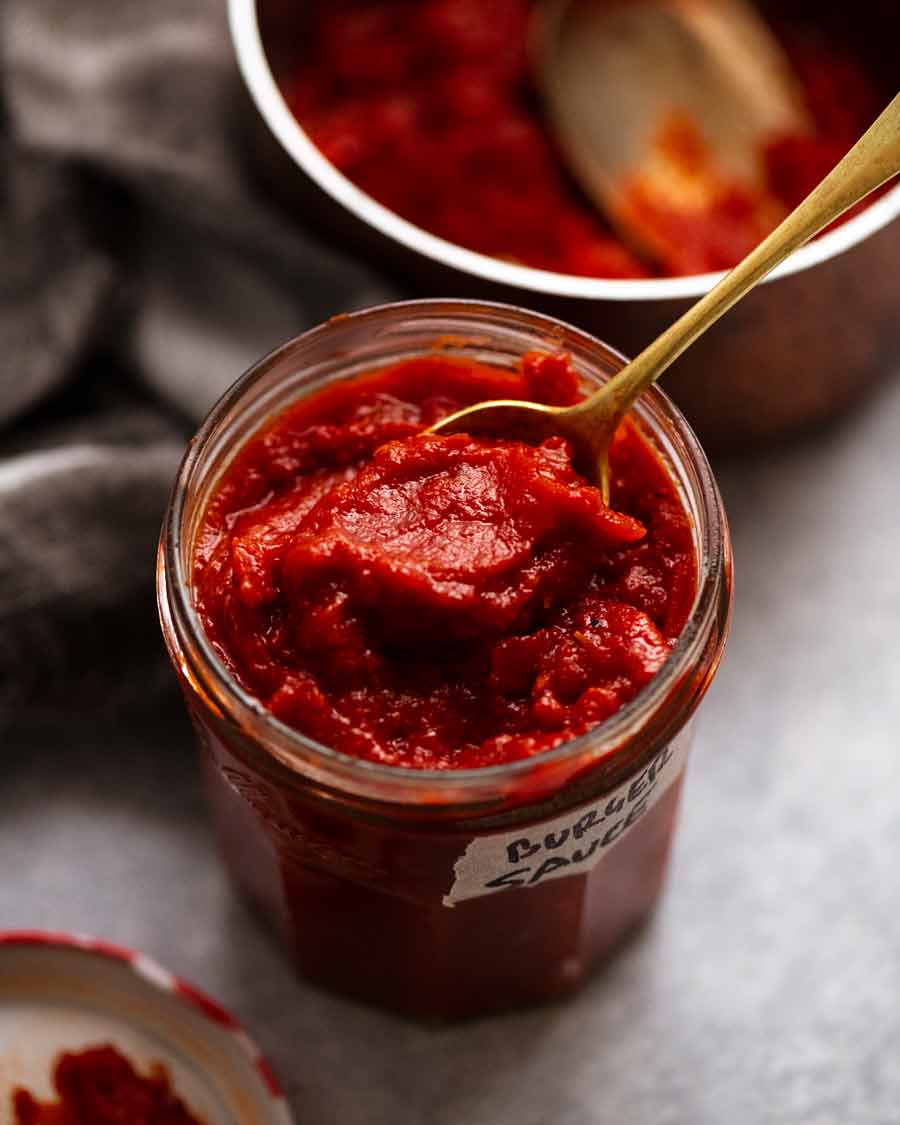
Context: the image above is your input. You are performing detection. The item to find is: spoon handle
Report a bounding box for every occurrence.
[598,90,900,419]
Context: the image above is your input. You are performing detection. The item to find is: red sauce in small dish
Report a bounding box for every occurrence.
[13,1047,203,1125]
[194,351,696,769]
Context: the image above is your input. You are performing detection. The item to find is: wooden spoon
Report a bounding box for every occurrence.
[534,0,812,265]
[429,93,900,502]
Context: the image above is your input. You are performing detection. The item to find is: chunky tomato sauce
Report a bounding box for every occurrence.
[279,0,885,277]
[194,352,696,769]
[13,1047,203,1125]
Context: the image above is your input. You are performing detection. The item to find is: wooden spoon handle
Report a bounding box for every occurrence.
[592,90,900,421]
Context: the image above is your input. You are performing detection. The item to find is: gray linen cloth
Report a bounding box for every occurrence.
[1,0,395,723]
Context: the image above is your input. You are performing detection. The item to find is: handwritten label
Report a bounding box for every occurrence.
[443,729,692,906]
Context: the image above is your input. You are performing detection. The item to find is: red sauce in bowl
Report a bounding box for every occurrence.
[278,1,885,277]
[194,352,696,769]
[13,1047,203,1125]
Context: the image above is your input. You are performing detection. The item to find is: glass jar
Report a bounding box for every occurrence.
[157,300,732,1019]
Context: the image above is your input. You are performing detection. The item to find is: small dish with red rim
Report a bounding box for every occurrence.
[0,932,293,1125]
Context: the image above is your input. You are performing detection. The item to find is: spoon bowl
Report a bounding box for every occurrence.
[429,395,625,501]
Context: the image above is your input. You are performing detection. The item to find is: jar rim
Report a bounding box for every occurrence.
[159,299,729,800]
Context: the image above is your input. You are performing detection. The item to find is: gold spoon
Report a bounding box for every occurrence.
[429,92,900,502]
[533,0,812,263]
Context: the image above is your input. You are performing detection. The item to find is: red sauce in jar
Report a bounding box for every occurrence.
[13,1047,203,1125]
[279,1,886,277]
[194,351,696,769]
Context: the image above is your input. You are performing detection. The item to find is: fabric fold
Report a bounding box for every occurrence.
[1,0,397,723]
